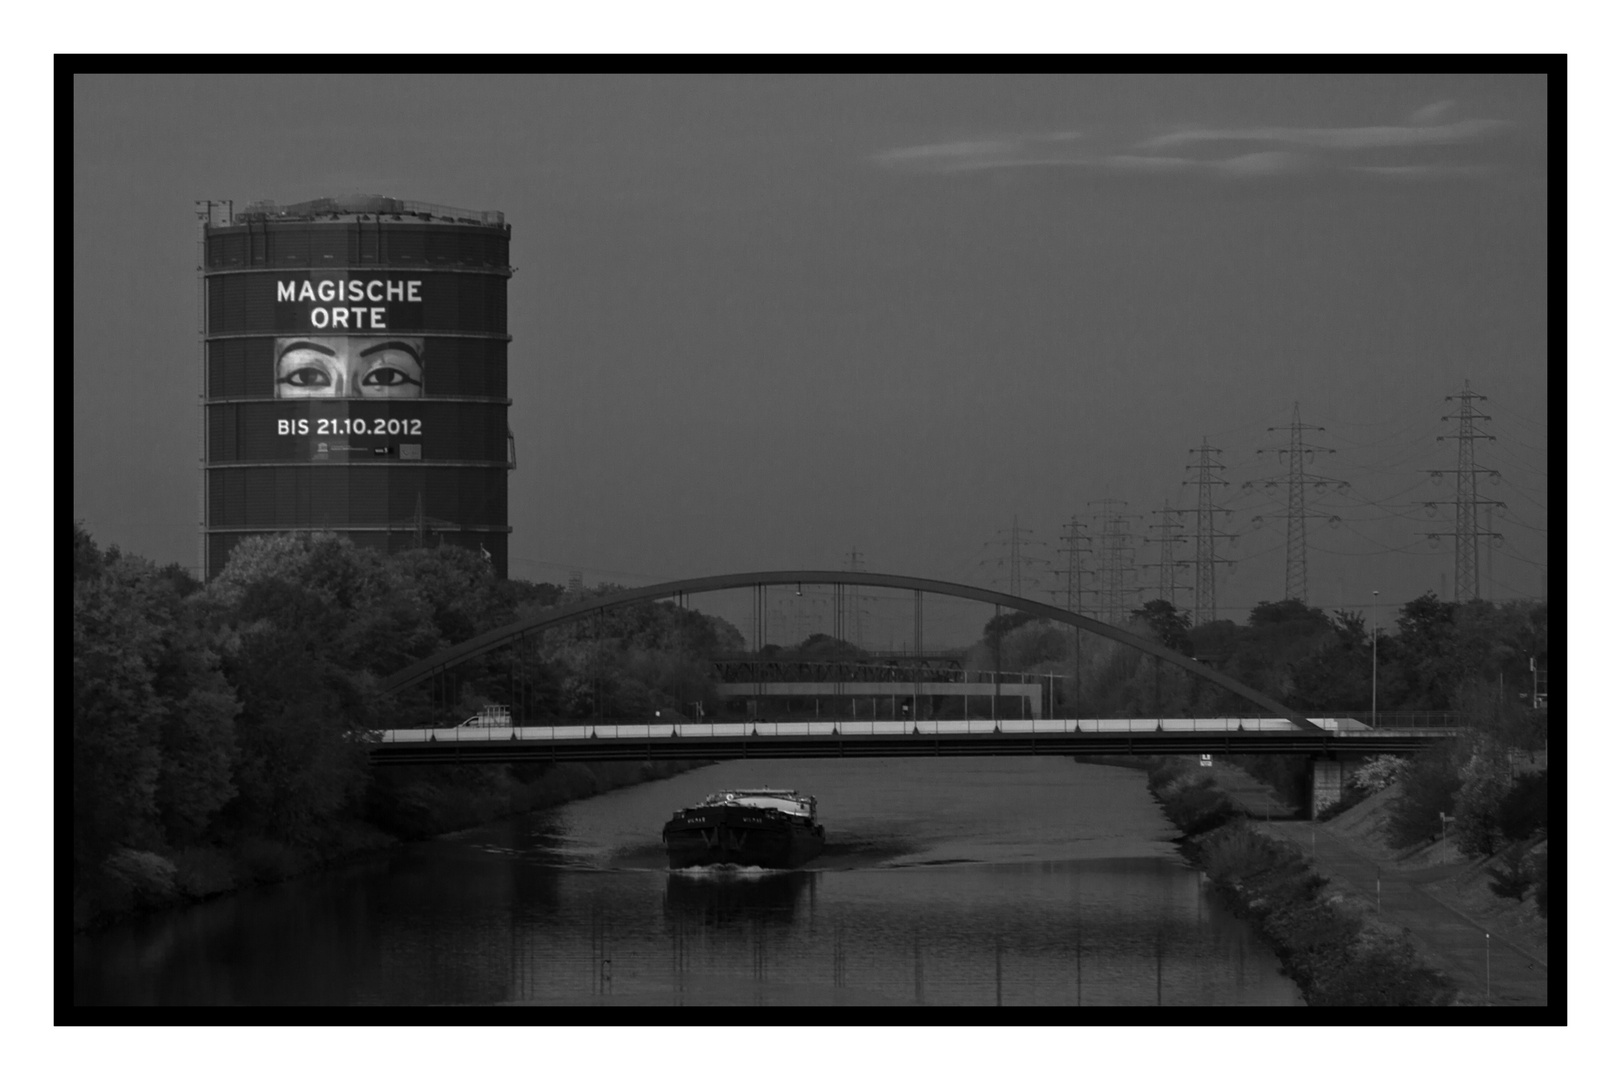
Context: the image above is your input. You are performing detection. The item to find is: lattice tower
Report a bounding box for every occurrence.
[1181,439,1237,625]
[1053,516,1092,615]
[1247,403,1346,604]
[1085,500,1140,625]
[1141,500,1191,608]
[1426,381,1504,602]
[981,516,1046,598]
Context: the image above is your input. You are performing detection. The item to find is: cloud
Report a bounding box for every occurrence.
[874,105,1513,187]
[1409,100,1457,125]
[1352,164,1496,181]
[1215,151,1315,177]
[1137,117,1510,152]
[874,140,1025,169]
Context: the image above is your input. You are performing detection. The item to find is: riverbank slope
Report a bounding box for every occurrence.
[1184,758,1549,1007]
[1150,758,1452,1005]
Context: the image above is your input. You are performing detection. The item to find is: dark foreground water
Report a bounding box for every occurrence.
[73,758,1302,1006]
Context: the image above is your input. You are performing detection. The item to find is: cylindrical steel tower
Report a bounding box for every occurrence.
[199,195,514,578]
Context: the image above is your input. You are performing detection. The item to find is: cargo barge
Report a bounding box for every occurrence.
[662,789,825,870]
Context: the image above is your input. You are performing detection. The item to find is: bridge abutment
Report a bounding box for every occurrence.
[1310,752,1376,816]
[1311,758,1346,817]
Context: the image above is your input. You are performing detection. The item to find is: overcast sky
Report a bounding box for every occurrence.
[72,73,1548,646]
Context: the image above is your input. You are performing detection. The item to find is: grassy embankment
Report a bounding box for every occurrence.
[79,758,705,931]
[1145,757,1456,1006]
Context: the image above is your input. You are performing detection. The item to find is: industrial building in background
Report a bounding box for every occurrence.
[198,195,515,578]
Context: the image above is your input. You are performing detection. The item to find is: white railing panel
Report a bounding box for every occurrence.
[933,720,970,734]
[1032,719,1069,734]
[871,721,907,735]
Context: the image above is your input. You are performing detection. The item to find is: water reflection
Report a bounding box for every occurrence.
[75,760,1303,1007]
[663,869,812,929]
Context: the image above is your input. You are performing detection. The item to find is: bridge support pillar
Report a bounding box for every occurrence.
[1311,757,1346,817]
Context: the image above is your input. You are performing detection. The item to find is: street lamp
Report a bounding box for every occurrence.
[1371,590,1379,728]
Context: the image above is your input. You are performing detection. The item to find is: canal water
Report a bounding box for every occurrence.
[73,758,1302,1006]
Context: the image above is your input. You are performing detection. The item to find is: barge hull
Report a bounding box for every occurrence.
[663,807,823,870]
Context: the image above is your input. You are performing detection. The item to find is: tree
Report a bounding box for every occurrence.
[1384,741,1467,849]
[1225,599,1336,704]
[205,535,427,842]
[73,558,167,876]
[72,540,241,878]
[1131,600,1192,655]
[1285,609,1372,712]
[1386,591,1458,709]
[1454,738,1513,857]
[982,610,1036,641]
[535,592,744,719]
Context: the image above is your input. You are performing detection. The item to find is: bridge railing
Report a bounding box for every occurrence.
[371,716,1461,743]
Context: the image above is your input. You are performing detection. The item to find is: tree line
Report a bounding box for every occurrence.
[969,590,1551,919]
[71,524,741,927]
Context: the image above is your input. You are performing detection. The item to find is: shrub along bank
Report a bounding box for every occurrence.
[78,758,705,931]
[1148,758,1456,1006]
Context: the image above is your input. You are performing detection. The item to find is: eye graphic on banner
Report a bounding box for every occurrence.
[274,336,424,399]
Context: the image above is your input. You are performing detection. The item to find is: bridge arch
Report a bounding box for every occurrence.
[380,570,1318,731]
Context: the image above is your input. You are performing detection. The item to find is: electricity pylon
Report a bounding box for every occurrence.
[1246,403,1346,604]
[1182,439,1237,625]
[1141,500,1191,608]
[1425,381,1504,602]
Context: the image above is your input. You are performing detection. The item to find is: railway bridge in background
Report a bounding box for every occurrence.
[376,570,1464,811]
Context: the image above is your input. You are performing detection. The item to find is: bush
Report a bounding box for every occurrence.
[1350,755,1407,794]
[1315,787,1370,822]
[1497,771,1548,841]
[1159,776,1242,835]
[1201,823,1284,884]
[1311,928,1455,1006]
[172,845,237,898]
[237,837,305,884]
[1147,756,1192,790]
[1192,821,1456,1006]
[101,848,180,911]
[1486,844,1537,902]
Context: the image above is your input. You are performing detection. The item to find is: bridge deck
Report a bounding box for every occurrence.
[367,718,1459,765]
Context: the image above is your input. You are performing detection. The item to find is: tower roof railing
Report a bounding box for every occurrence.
[233,195,503,227]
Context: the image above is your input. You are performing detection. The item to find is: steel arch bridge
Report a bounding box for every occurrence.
[380,570,1319,732]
